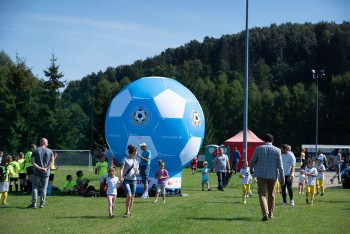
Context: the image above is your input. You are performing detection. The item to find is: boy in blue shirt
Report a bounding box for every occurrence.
[201,161,211,191]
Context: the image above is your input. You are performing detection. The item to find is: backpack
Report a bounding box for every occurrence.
[0,165,7,182]
[84,186,97,197]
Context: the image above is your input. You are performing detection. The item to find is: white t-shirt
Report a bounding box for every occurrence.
[240,167,251,185]
[107,176,119,195]
[282,152,296,176]
[316,164,326,179]
[298,173,306,184]
[305,167,318,186]
[122,157,139,180]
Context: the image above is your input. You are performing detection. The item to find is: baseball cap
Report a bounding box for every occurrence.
[139,143,147,147]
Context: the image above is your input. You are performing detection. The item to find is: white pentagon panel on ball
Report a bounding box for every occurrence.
[154,89,186,118]
[108,89,132,117]
[179,136,203,166]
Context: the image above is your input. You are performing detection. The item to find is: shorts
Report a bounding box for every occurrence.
[0,181,9,192]
[306,185,316,194]
[316,179,324,187]
[123,179,137,196]
[202,179,209,185]
[140,165,150,184]
[19,173,27,180]
[242,184,250,193]
[49,174,55,181]
[156,184,166,193]
[26,166,33,175]
[9,178,18,182]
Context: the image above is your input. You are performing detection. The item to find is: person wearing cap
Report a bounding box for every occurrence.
[201,161,211,191]
[137,143,152,198]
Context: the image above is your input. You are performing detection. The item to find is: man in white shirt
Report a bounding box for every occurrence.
[281,144,296,206]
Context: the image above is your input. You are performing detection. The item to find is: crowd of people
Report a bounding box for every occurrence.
[1,135,349,222]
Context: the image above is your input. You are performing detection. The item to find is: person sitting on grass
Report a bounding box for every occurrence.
[76,170,89,195]
[62,175,77,194]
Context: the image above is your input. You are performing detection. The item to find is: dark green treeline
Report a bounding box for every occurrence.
[1,21,349,154]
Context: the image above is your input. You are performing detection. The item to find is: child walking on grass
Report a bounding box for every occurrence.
[305,160,318,205]
[154,160,169,203]
[239,160,252,204]
[106,167,119,218]
[201,161,211,191]
[296,169,306,194]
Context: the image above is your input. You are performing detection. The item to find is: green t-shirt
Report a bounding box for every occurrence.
[18,158,26,174]
[9,161,20,178]
[24,151,33,168]
[63,180,76,190]
[96,161,108,177]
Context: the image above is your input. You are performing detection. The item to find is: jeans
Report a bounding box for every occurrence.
[123,179,137,196]
[257,178,277,218]
[282,175,293,203]
[216,171,226,190]
[32,175,49,206]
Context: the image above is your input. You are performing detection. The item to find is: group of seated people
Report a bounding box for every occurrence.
[62,170,90,194]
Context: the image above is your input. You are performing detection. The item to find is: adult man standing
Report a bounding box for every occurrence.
[27,138,54,209]
[213,148,230,191]
[281,144,296,206]
[231,146,241,174]
[250,133,284,221]
[137,143,151,198]
[103,144,115,168]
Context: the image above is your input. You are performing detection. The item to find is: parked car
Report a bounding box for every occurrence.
[341,166,350,188]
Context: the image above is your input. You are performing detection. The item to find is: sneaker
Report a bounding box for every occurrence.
[262,214,269,221]
[27,204,37,209]
[153,199,158,203]
[39,204,44,208]
[338,181,342,184]
[320,193,324,196]
[249,191,253,197]
[208,188,211,191]
[306,199,309,205]
[298,191,301,194]
[162,200,165,203]
[290,200,295,206]
[330,179,334,184]
[316,192,320,196]
[282,202,287,206]
[109,214,114,219]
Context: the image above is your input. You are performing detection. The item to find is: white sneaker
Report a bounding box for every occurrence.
[153,199,158,203]
[162,200,165,203]
[290,200,295,206]
[282,203,287,206]
[141,193,149,198]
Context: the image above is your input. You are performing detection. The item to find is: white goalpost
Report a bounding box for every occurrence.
[52,150,93,171]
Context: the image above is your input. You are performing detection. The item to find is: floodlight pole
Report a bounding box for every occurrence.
[243,0,249,161]
[312,69,325,157]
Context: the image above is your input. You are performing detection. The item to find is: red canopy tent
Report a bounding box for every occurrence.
[224,130,264,170]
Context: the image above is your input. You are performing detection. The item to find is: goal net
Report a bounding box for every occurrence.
[53,150,93,171]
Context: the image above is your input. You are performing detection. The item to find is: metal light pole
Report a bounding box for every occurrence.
[312,69,325,157]
[243,0,249,161]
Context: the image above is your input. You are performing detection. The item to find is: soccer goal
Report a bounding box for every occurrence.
[52,150,93,171]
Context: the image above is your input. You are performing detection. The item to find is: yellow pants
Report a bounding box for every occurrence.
[316,179,324,194]
[306,185,316,204]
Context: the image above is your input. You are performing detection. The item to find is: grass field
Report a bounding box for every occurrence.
[1,166,349,234]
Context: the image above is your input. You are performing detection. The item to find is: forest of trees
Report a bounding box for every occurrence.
[1,21,350,154]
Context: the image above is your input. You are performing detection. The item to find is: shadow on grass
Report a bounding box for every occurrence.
[56,215,106,219]
[189,216,254,221]
[315,199,350,204]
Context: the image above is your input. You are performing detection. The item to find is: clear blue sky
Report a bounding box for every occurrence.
[1,0,349,83]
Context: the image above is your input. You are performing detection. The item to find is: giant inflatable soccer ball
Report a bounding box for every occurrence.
[105,77,205,192]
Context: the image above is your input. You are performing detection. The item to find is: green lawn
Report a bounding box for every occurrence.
[1,167,349,234]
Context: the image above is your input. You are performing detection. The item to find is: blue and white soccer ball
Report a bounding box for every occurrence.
[105,77,205,190]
